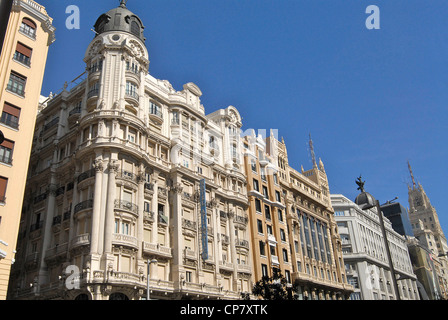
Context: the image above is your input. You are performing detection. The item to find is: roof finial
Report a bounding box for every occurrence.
[309,133,317,168]
[356,175,365,193]
[120,0,128,8]
[407,160,416,189]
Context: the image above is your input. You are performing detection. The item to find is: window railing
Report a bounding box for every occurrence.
[0,114,19,129]
[0,153,12,165]
[6,83,25,97]
[19,25,36,39]
[69,106,81,116]
[43,117,59,132]
[13,52,31,67]
[87,88,99,99]
[78,168,95,183]
[74,199,93,214]
[114,199,138,214]
[125,90,139,100]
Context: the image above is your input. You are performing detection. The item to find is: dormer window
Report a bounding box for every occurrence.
[130,21,140,37]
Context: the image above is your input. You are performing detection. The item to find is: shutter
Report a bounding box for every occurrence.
[22,18,36,29]
[0,177,8,198]
[3,103,21,117]
[16,42,32,57]
[1,139,14,150]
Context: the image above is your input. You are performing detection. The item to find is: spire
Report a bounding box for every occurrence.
[408,160,416,189]
[309,133,317,168]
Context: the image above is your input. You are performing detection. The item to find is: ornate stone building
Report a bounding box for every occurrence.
[8,1,251,300]
[407,162,448,299]
[243,132,353,300]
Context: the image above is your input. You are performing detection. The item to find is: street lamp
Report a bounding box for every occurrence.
[354,176,402,300]
[146,258,157,300]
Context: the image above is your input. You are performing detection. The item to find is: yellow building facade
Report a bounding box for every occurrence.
[0,0,54,299]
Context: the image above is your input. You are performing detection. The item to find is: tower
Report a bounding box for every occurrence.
[407,161,448,299]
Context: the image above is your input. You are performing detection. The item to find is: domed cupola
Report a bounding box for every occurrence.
[93,0,145,42]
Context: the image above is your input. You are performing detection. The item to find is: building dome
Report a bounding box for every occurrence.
[93,0,145,42]
[354,191,376,210]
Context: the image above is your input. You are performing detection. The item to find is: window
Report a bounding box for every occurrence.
[261,264,268,277]
[275,190,281,202]
[280,229,286,242]
[283,249,289,262]
[254,198,261,213]
[130,21,140,36]
[172,111,179,125]
[267,224,273,235]
[253,179,259,192]
[278,209,283,222]
[186,271,192,282]
[13,42,32,66]
[149,102,162,117]
[259,241,266,256]
[126,81,138,99]
[251,159,257,172]
[273,173,278,184]
[1,102,20,129]
[262,186,269,198]
[264,205,271,220]
[260,167,266,181]
[19,18,36,39]
[0,140,14,165]
[7,72,26,96]
[0,177,7,203]
[257,219,263,234]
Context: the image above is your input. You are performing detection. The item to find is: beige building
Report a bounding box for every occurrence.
[8,1,252,300]
[243,131,353,300]
[407,162,448,299]
[0,0,54,300]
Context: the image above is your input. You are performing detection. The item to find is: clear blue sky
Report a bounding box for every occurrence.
[37,0,448,236]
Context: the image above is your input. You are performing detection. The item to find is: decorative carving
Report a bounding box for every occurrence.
[108,160,120,174]
[93,159,104,172]
[171,182,183,194]
[355,176,365,192]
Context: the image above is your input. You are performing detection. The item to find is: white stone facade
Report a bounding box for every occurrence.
[330,194,419,300]
[9,6,252,300]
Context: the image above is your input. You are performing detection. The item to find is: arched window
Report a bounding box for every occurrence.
[20,18,37,39]
[130,21,140,37]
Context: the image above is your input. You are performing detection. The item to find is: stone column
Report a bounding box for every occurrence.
[151,170,159,244]
[136,167,145,272]
[90,158,104,267]
[38,178,58,284]
[171,176,184,291]
[102,159,119,268]
[228,208,238,291]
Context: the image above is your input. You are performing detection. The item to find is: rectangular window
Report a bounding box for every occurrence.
[261,264,268,277]
[259,241,266,256]
[278,209,283,222]
[19,19,36,39]
[283,249,288,262]
[257,219,263,234]
[264,205,271,220]
[253,179,259,192]
[0,139,14,165]
[275,190,281,202]
[254,198,261,213]
[0,176,7,203]
[251,159,257,172]
[7,72,26,96]
[13,42,32,66]
[1,102,20,129]
[262,186,269,198]
[280,228,286,242]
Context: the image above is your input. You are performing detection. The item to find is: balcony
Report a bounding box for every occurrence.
[71,233,90,248]
[113,233,138,249]
[148,108,163,124]
[125,90,139,104]
[87,88,99,101]
[74,199,93,214]
[77,168,95,184]
[114,200,138,214]
[142,242,172,258]
[235,239,249,249]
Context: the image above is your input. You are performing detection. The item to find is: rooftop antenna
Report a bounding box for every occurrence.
[308,133,317,168]
[407,160,416,189]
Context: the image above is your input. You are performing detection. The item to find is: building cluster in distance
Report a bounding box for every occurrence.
[0,0,447,300]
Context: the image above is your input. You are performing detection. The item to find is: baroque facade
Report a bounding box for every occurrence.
[331,194,419,300]
[0,0,54,300]
[8,1,252,300]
